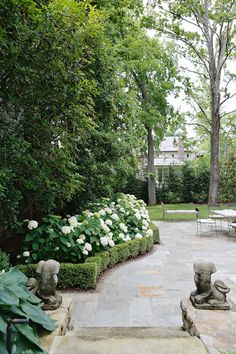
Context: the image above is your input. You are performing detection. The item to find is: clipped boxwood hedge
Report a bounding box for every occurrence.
[95,251,110,272]
[18,262,98,289]
[150,222,160,244]
[18,235,157,289]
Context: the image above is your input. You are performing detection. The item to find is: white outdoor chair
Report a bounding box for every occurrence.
[207,203,225,231]
[195,207,216,237]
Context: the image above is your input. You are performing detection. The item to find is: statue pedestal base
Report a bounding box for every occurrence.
[181,297,236,354]
[190,294,230,310]
[39,296,72,352]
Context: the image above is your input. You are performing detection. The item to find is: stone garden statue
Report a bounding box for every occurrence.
[27,259,62,310]
[190,260,230,310]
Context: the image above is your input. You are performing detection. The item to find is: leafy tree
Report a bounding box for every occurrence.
[152,0,236,203]
[119,33,178,205]
[0,0,102,228]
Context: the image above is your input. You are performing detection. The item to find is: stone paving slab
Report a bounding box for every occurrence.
[62,221,236,331]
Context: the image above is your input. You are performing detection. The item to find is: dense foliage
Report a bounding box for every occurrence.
[19,194,154,264]
[0,0,143,235]
[0,268,56,354]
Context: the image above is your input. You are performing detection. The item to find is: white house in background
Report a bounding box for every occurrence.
[155,136,197,167]
[138,136,198,181]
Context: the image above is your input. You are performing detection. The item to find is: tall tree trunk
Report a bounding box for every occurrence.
[208,80,220,204]
[133,75,157,205]
[147,127,156,205]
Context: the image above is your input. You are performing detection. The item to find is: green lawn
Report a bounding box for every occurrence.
[147,203,209,221]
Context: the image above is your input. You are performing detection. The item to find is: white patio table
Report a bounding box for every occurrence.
[211,209,236,236]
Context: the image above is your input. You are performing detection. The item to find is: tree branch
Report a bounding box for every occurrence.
[179,66,209,79]
[219,92,236,108]
[186,121,211,134]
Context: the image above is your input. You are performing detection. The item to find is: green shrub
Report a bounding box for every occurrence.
[0,249,10,271]
[115,243,130,262]
[109,247,119,267]
[146,237,154,251]
[18,262,98,289]
[139,238,147,254]
[85,256,102,274]
[128,239,140,258]
[18,237,154,290]
[95,251,110,272]
[150,223,160,244]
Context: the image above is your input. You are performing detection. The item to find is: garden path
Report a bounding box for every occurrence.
[64,221,236,329]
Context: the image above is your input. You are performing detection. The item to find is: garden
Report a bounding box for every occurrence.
[0,194,159,353]
[1,0,236,353]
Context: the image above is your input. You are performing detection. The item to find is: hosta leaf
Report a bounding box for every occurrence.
[0,288,19,306]
[15,323,39,347]
[13,331,44,354]
[0,267,28,286]
[0,334,8,354]
[0,316,7,334]
[20,301,56,331]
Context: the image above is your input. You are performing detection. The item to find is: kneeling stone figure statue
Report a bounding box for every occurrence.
[190,260,230,310]
[27,259,62,310]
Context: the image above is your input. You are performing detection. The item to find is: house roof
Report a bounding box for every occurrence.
[160,137,179,152]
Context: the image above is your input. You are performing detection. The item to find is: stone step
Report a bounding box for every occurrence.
[65,326,190,338]
[49,327,207,354]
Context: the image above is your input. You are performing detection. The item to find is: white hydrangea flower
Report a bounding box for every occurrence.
[82,249,88,255]
[96,241,100,246]
[67,242,71,248]
[146,229,153,237]
[135,233,143,239]
[99,209,106,216]
[108,232,113,239]
[0,269,5,274]
[17,255,21,259]
[54,247,59,251]
[94,212,101,218]
[76,238,84,244]
[119,223,127,233]
[105,207,112,214]
[119,233,125,240]
[61,226,71,235]
[28,220,38,230]
[23,251,30,257]
[111,213,119,221]
[100,236,109,246]
[85,242,92,252]
[134,213,141,220]
[79,234,86,240]
[142,225,148,230]
[101,224,110,233]
[124,236,131,242]
[68,216,78,228]
[105,219,112,226]
[109,239,115,247]
[142,219,149,226]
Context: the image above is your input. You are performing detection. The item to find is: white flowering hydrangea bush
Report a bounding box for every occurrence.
[20,194,153,264]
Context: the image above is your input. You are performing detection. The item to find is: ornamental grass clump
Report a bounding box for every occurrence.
[20,194,154,264]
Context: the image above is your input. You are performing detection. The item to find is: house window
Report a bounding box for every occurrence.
[187,154,189,157]
[172,154,174,157]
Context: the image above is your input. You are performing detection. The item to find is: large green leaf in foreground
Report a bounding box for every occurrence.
[0,268,57,353]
